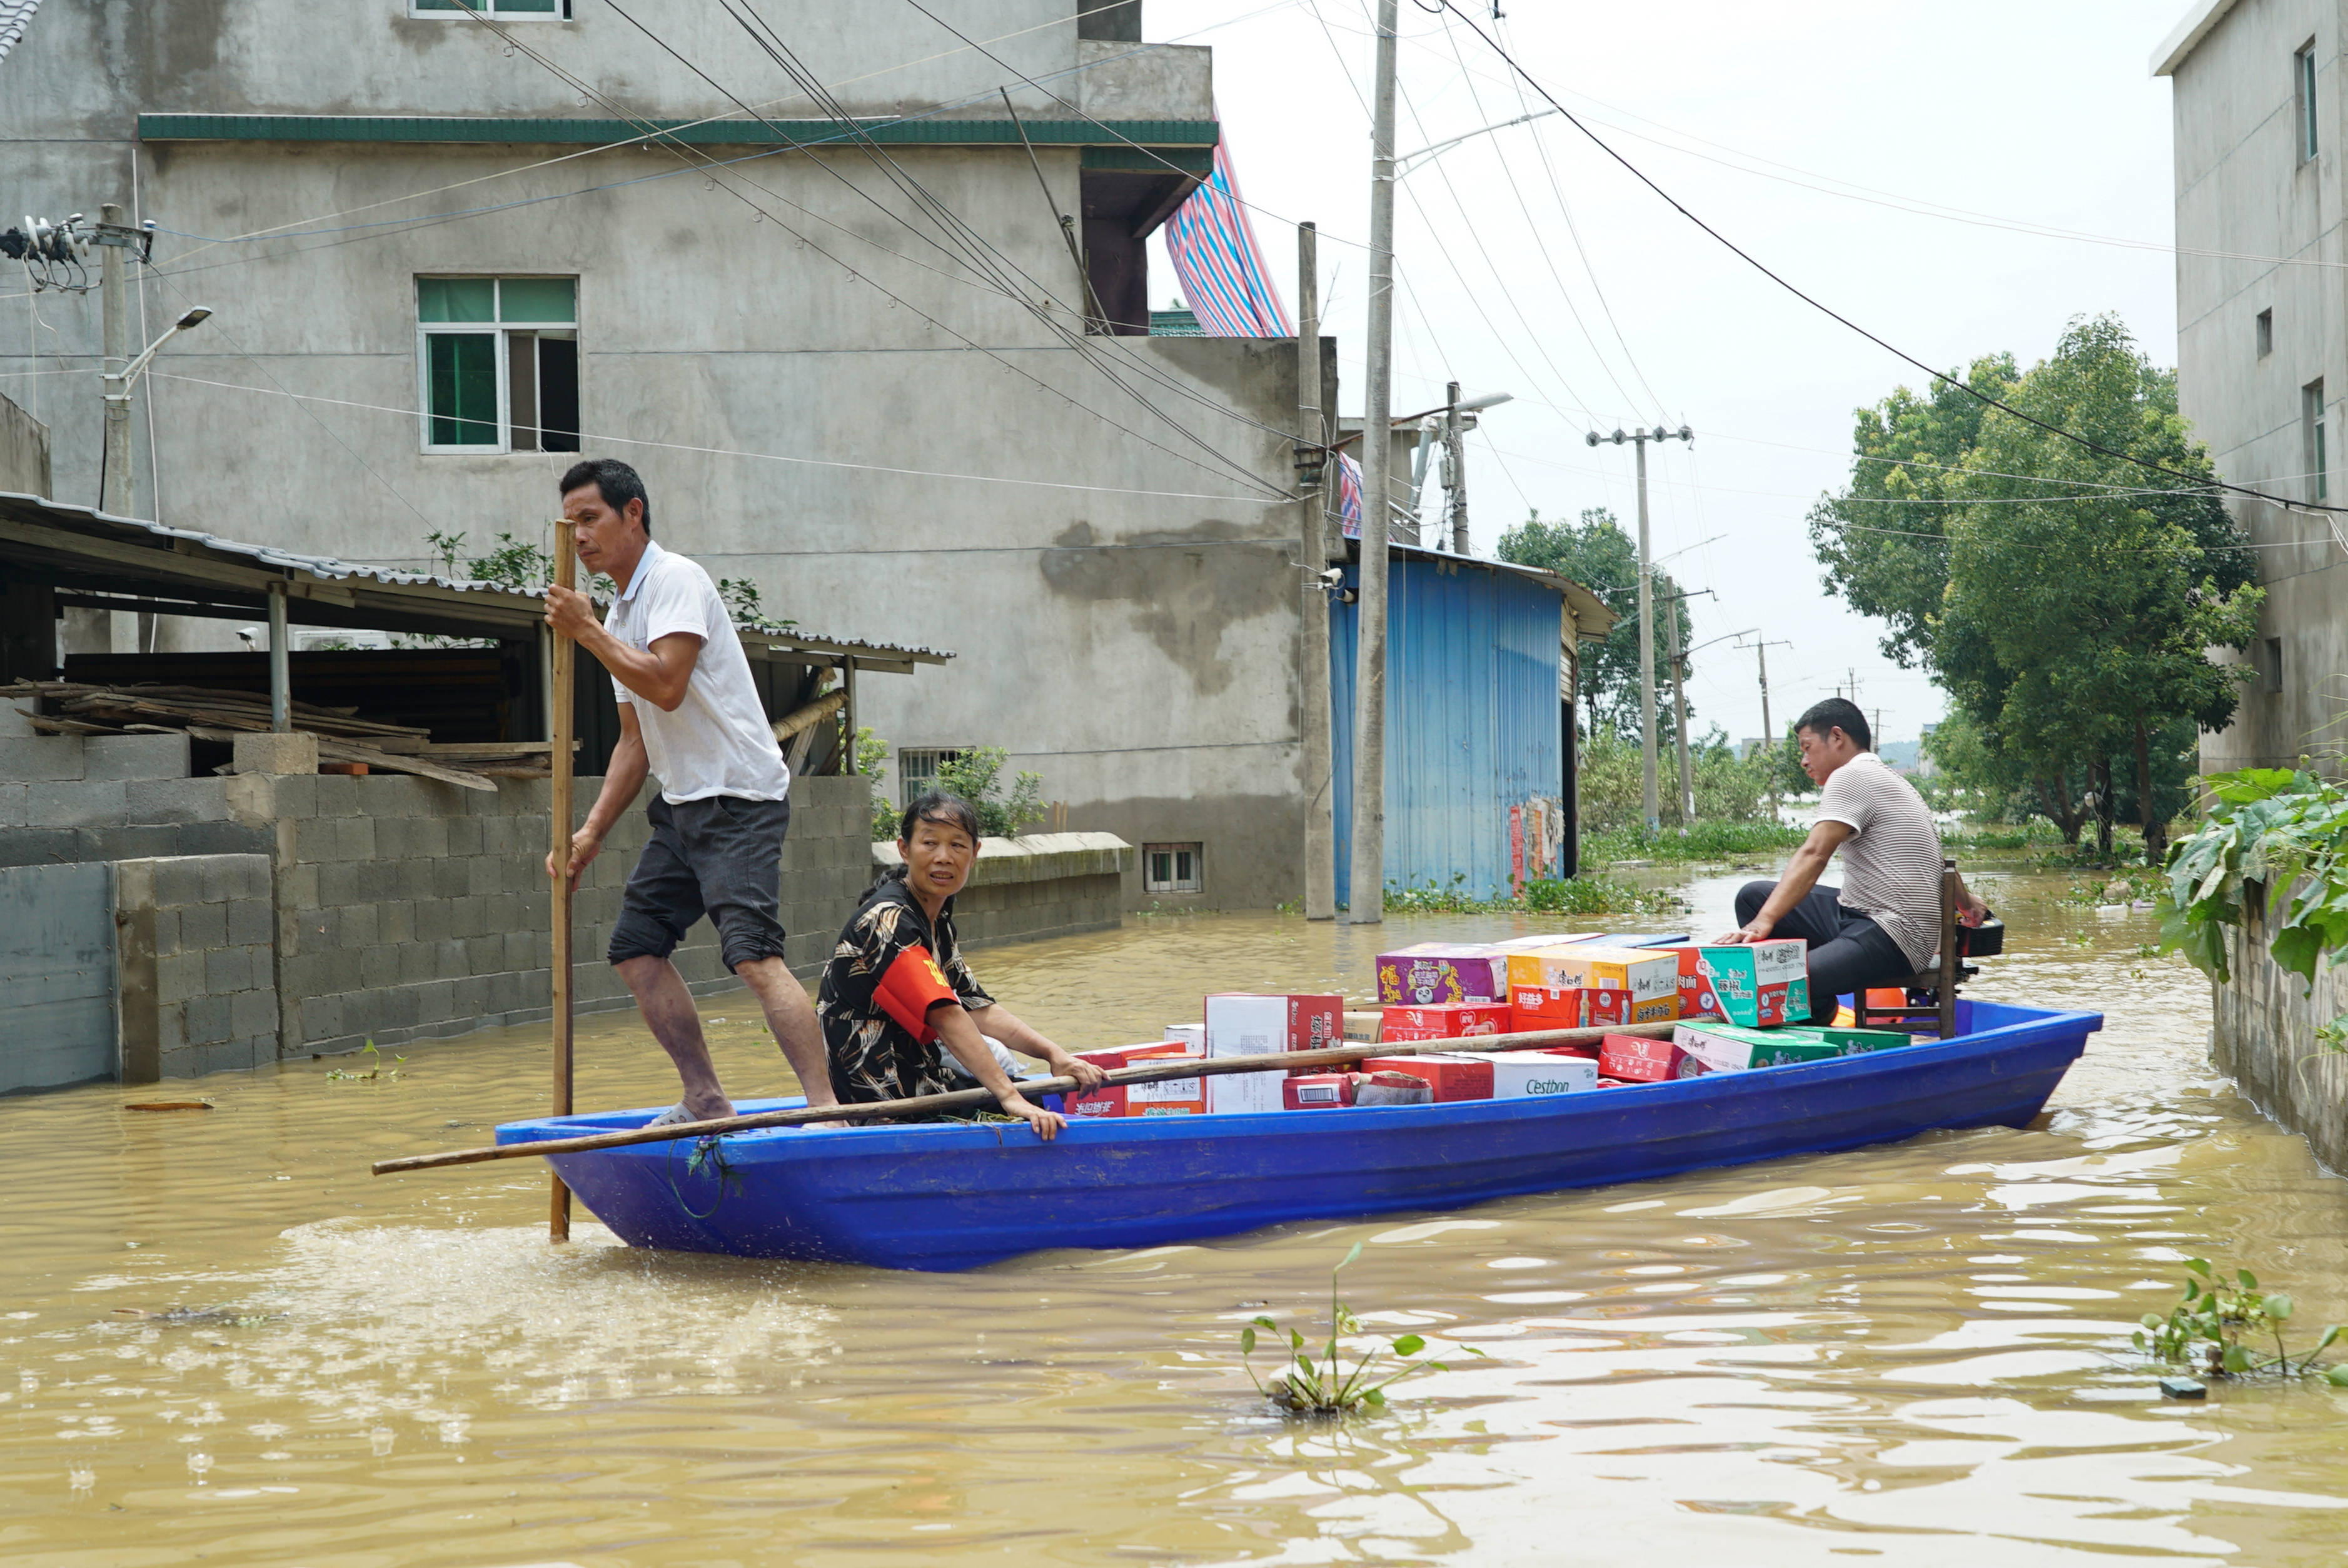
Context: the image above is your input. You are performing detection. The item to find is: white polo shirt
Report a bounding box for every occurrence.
[605,540,790,805]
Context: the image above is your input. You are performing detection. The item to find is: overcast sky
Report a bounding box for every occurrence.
[1149,0,2189,749]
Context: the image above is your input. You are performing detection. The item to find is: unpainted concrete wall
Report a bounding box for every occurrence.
[2167,0,2348,775]
[2212,895,2348,1173]
[0,859,115,1093]
[114,853,279,1081]
[0,388,49,496]
[870,830,1130,946]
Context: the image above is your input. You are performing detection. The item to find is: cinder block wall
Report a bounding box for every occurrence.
[0,733,271,868]
[113,854,280,1081]
[2213,903,2348,1173]
[244,770,874,1056]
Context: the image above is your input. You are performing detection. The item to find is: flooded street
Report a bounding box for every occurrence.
[6,867,2348,1564]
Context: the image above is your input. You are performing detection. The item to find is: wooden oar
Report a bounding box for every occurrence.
[548,525,578,1242]
[371,1020,1679,1177]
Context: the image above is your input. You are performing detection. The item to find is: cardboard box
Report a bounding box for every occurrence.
[1505,945,1680,1023]
[1284,1072,1360,1110]
[1362,1053,1494,1102]
[1486,1050,1599,1098]
[1341,1010,1384,1043]
[1066,1042,1206,1117]
[1166,1023,1206,1053]
[1509,985,1586,1031]
[1695,940,1811,1027]
[1640,946,1724,1022]
[1600,1032,1709,1082]
[1673,1020,1899,1073]
[1381,1002,1513,1043]
[1203,993,1342,1113]
[1356,1071,1433,1106]
[1376,943,1509,1005]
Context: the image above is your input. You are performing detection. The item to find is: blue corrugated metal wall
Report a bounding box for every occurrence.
[1329,556,1565,905]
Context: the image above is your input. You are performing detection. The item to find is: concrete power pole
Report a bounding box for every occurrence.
[1296,222,1336,922]
[1349,0,1400,925]
[1444,380,1469,555]
[1740,636,1793,815]
[99,203,131,520]
[1586,423,1692,831]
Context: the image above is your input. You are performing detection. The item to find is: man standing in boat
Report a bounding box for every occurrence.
[1715,697,1989,1022]
[543,458,834,1126]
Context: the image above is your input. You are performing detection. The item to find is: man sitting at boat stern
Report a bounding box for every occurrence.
[819,792,1105,1138]
[1715,697,1988,1023]
[543,458,834,1127]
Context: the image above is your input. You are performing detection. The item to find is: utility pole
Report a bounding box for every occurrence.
[1444,380,1469,555]
[1586,423,1692,830]
[1655,586,1716,825]
[1738,636,1793,816]
[1296,221,1336,922]
[1349,0,1400,925]
[99,203,130,519]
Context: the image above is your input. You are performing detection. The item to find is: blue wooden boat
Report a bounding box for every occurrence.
[495,998,2099,1272]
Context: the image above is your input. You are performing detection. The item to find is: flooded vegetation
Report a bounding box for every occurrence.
[6,867,2348,1563]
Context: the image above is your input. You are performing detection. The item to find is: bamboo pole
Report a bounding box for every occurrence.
[373,1020,1682,1177]
[548,525,577,1242]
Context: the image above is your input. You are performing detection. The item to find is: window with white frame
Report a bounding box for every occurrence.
[413,0,573,18]
[898,748,964,808]
[2306,378,2329,500]
[1144,842,1203,893]
[416,276,580,454]
[2299,43,2321,162]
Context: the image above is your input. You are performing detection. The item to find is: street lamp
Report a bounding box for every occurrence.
[101,305,211,517]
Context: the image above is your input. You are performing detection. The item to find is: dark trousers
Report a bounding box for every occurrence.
[1735,880,1917,1023]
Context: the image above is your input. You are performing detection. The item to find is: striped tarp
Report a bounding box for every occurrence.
[1163,139,1292,339]
[1336,451,1363,539]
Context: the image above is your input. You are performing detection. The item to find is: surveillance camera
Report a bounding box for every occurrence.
[235,626,259,650]
[1318,567,1345,588]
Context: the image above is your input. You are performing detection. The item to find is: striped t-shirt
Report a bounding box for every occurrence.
[1815,752,1943,967]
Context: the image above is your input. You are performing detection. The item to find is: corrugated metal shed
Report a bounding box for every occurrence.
[1329,546,1573,906]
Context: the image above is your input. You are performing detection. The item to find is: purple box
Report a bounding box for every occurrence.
[1377,943,1509,1006]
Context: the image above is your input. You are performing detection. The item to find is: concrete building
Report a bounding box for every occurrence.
[2,0,1351,907]
[2157,0,2348,772]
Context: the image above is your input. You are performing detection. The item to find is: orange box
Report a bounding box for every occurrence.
[1508,945,1680,1024]
[1509,985,1586,1032]
[1362,1053,1494,1102]
[1381,1002,1513,1043]
[1067,1042,1204,1117]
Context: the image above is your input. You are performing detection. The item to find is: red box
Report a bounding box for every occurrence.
[1362,1053,1494,1102]
[1598,1033,1708,1083]
[1583,987,1645,1026]
[1066,1042,1204,1117]
[1643,947,1723,1022]
[1284,1072,1361,1110]
[1509,985,1586,1032]
[1380,1002,1513,1043]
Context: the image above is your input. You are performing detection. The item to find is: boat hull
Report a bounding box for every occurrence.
[496,999,2098,1271]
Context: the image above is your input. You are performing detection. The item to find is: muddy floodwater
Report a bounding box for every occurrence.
[6,867,2348,1565]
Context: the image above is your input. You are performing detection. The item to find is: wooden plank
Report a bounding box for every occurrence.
[549,526,577,1242]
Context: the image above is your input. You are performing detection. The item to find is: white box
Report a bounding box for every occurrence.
[1204,994,1287,1115]
[1165,1023,1206,1053]
[1486,1051,1598,1098]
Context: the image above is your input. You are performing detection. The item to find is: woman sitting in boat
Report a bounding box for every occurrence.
[816,790,1106,1138]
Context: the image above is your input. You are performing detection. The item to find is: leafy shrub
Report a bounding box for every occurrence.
[1241,1243,1484,1415]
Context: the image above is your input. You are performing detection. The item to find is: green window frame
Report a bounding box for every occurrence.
[416,276,581,455]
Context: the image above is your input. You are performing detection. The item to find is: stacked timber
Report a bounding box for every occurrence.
[5,679,571,792]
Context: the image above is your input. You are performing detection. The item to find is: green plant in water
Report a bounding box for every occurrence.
[325,1040,403,1083]
[2157,766,2348,1045]
[1239,1242,1484,1415]
[2134,1259,2348,1384]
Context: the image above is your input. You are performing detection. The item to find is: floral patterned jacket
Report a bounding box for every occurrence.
[817,872,994,1105]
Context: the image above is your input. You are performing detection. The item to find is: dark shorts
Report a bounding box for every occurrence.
[608,793,791,972]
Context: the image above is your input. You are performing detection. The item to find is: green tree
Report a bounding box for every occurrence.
[1810,316,2262,862]
[1498,507,1693,738]
[1944,316,2260,862]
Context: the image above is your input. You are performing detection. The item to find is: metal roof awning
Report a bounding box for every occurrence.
[0,491,956,667]
[1341,534,1618,641]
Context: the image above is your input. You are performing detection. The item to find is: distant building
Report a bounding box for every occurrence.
[1877,740,1921,773]
[2158,1,2348,773]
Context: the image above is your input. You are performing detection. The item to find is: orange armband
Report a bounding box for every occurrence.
[874,945,959,1043]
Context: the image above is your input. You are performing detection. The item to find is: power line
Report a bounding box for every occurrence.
[1434,0,2348,523]
[146,369,1287,505]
